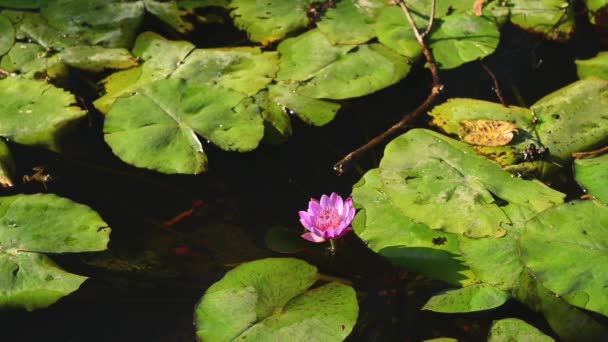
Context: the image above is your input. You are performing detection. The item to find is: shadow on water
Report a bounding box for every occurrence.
[0,11,601,342]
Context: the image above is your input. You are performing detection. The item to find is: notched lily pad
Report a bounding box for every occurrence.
[0,193,110,311]
[195,258,358,342]
[520,200,608,317]
[104,78,264,174]
[0,77,85,151]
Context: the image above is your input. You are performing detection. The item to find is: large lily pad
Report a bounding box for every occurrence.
[488,318,554,342]
[532,77,608,163]
[574,154,608,203]
[422,284,510,313]
[0,77,85,151]
[58,46,138,72]
[377,129,564,238]
[374,6,425,60]
[195,258,358,341]
[429,12,500,69]
[144,0,229,33]
[0,42,68,79]
[507,0,574,41]
[229,0,312,45]
[296,43,411,100]
[104,78,263,174]
[520,200,608,317]
[268,83,340,126]
[0,193,110,311]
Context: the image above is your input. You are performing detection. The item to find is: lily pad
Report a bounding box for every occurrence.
[0,140,15,188]
[316,0,387,45]
[229,0,313,45]
[377,129,564,238]
[0,77,85,151]
[0,193,110,311]
[58,46,138,72]
[0,14,14,56]
[0,0,39,9]
[507,0,574,41]
[144,0,229,33]
[488,318,554,342]
[586,0,608,24]
[532,77,608,163]
[268,83,340,126]
[574,154,608,203]
[0,42,68,79]
[104,78,263,174]
[520,200,608,317]
[374,6,425,60]
[195,258,358,341]
[297,43,411,100]
[422,284,510,313]
[428,12,500,69]
[576,51,608,79]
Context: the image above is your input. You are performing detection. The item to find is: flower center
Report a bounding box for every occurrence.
[316,208,341,231]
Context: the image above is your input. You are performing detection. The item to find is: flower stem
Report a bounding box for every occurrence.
[329,239,337,252]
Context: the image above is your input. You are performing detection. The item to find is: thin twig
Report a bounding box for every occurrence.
[572,146,608,159]
[0,68,16,77]
[334,0,442,175]
[421,0,436,37]
[480,61,506,106]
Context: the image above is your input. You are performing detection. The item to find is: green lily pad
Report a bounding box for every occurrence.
[576,51,608,79]
[422,284,510,313]
[0,139,15,188]
[40,0,145,48]
[0,42,68,79]
[254,90,293,142]
[297,43,411,100]
[195,258,358,341]
[0,77,85,151]
[429,98,540,167]
[0,193,110,311]
[352,169,478,286]
[377,129,564,238]
[104,78,264,174]
[58,46,138,72]
[0,0,39,9]
[229,0,313,45]
[95,31,195,113]
[277,29,355,82]
[520,200,608,317]
[404,0,476,18]
[0,14,14,57]
[428,12,500,69]
[574,154,608,203]
[488,318,554,342]
[532,77,608,163]
[374,6,425,60]
[268,83,340,126]
[507,0,574,41]
[316,0,386,45]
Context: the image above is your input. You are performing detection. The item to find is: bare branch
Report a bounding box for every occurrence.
[572,146,608,159]
[480,61,506,106]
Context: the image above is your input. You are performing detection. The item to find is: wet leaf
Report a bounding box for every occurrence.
[458,119,517,147]
[574,154,608,204]
[507,0,574,41]
[229,0,313,45]
[297,44,411,100]
[532,78,608,163]
[488,318,554,342]
[0,193,110,311]
[352,169,479,287]
[0,14,14,56]
[0,42,68,79]
[104,78,263,174]
[429,12,500,69]
[520,200,608,317]
[576,51,608,79]
[268,83,340,126]
[377,129,563,238]
[0,77,85,151]
[195,258,358,341]
[374,6,425,60]
[316,0,386,45]
[58,46,138,72]
[422,284,510,313]
[255,90,293,141]
[0,140,15,188]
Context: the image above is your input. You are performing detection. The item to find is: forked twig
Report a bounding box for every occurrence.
[334,0,442,175]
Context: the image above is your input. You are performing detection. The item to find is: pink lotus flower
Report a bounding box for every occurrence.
[299,192,355,243]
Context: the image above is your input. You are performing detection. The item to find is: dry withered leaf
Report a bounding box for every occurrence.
[458,119,517,146]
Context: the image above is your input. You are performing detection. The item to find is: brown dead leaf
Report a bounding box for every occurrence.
[473,0,485,16]
[458,119,517,146]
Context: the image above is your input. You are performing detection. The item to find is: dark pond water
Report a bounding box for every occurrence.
[0,14,603,342]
